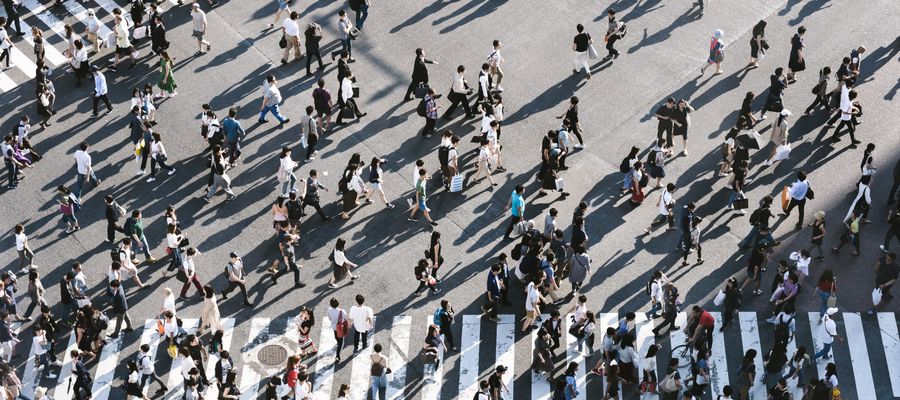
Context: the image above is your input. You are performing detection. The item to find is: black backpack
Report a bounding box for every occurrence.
[438,145,450,168]
[774,316,793,344]
[645,149,658,168]
[416,98,428,117]
[349,0,362,11]
[59,279,73,304]
[123,217,135,236]
[619,156,631,173]
[749,209,762,226]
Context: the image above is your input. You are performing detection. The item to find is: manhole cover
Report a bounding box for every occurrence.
[257,344,288,367]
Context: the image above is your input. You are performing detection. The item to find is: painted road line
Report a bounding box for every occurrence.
[17,18,68,67]
[634,313,657,400]
[843,313,875,399]
[349,316,377,400]
[164,318,200,400]
[203,318,235,400]
[458,315,482,400]
[51,333,78,400]
[668,312,691,381]
[807,312,827,379]
[138,318,165,395]
[312,315,337,400]
[386,315,412,400]
[91,321,127,400]
[738,312,765,400]
[530,313,551,400]
[599,313,619,397]
[495,314,515,399]
[783,326,804,400]
[239,318,271,400]
[877,312,900,397]
[421,318,444,400]
[709,312,729,397]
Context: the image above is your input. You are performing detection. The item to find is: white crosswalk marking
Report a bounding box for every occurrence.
[20,0,74,47]
[312,315,337,400]
[458,315,481,400]
[7,45,38,79]
[138,318,164,395]
[599,312,618,398]
[783,329,804,399]
[633,313,657,400]
[203,318,235,400]
[17,18,68,67]
[239,318,270,400]
[668,312,690,384]
[21,326,43,400]
[495,314,515,399]
[530,313,552,400]
[386,315,412,400]
[738,312,765,399]
[51,333,78,400]
[349,317,377,400]
[843,313,876,399]
[91,323,126,400]
[807,312,828,379]
[165,318,199,400]
[422,318,444,400]
[61,0,114,45]
[709,312,729,397]
[878,312,900,397]
[0,73,15,93]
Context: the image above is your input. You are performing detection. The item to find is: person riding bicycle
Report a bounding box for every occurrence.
[685,305,714,352]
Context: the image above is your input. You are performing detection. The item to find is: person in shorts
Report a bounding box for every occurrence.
[191,4,211,55]
[312,79,333,131]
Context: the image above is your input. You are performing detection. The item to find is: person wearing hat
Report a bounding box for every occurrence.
[84,9,104,52]
[221,252,252,306]
[812,308,842,362]
[763,109,791,166]
[700,29,725,76]
[488,365,509,399]
[190,3,211,55]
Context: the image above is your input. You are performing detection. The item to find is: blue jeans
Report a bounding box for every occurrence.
[281,172,297,195]
[370,373,386,400]
[813,341,832,360]
[356,5,369,29]
[259,104,287,123]
[784,363,804,384]
[817,290,831,317]
[137,235,152,258]
[73,172,99,199]
[726,190,743,208]
[341,38,352,57]
[647,302,662,317]
[622,171,632,190]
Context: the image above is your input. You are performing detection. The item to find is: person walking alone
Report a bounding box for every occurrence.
[280,12,301,65]
[258,75,290,126]
[90,66,113,118]
[604,10,625,60]
[572,24,592,79]
[204,146,237,203]
[404,48,437,101]
[191,3,211,55]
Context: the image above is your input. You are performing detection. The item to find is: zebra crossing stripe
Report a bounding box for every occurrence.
[531,313,551,400]
[458,315,481,400]
[50,332,78,400]
[16,18,68,67]
[783,327,804,399]
[349,317,377,400]
[495,314,515,398]
[668,312,690,383]
[877,312,900,397]
[807,312,827,380]
[312,315,337,400]
[0,73,15,93]
[91,322,126,400]
[599,312,618,398]
[633,313,657,400]
[165,318,199,400]
[738,312,765,399]
[139,318,164,395]
[7,45,38,79]
[61,0,114,42]
[203,318,235,400]
[421,318,444,400]
[239,318,270,400]
[386,315,412,400]
[21,328,42,400]
[843,313,876,399]
[709,312,729,397]
[20,0,75,45]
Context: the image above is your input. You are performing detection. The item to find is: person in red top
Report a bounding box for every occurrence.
[689,305,715,352]
[283,354,307,397]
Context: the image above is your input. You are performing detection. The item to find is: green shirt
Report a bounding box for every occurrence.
[132,219,145,237]
[416,178,427,202]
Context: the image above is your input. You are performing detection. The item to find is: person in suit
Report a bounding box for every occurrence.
[443,65,474,120]
[336,70,366,125]
[336,51,351,89]
[2,0,23,36]
[72,349,93,400]
[107,279,133,338]
[404,48,438,102]
[150,15,168,55]
[304,23,324,76]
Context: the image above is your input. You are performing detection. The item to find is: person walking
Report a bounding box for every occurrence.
[420,88,440,137]
[882,204,900,252]
[220,252,252,305]
[191,3,211,55]
[487,39,505,91]
[503,184,525,239]
[763,109,791,166]
[348,294,374,353]
[277,146,298,196]
[336,10,355,61]
[671,99,694,155]
[156,51,177,97]
[312,79,334,132]
[72,142,100,199]
[813,269,835,318]
[0,20,12,69]
[369,342,387,399]
[803,66,832,115]
[107,279,134,339]
[147,133,176,182]
[1,0,22,36]
[408,168,438,225]
[325,298,348,362]
[90,66,113,118]
[178,248,204,299]
[700,29,725,75]
[109,14,136,71]
[336,70,366,124]
[404,48,437,101]
[299,106,319,161]
[302,22,324,76]
[747,20,766,68]
[280,11,301,65]
[829,81,861,145]
[603,10,625,60]
[14,224,37,275]
[779,171,810,230]
[812,308,842,362]
[571,24,592,79]
[204,146,237,203]
[327,238,359,288]
[301,169,331,222]
[868,253,898,315]
[442,65,474,120]
[786,26,806,82]
[759,67,788,120]
[198,285,222,335]
[258,75,290,126]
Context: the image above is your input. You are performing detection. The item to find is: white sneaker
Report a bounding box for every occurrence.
[18,267,30,275]
[135,170,144,176]
[52,360,62,366]
[168,168,176,176]
[495,85,504,92]
[146,177,156,183]
[574,144,584,149]
[46,373,57,379]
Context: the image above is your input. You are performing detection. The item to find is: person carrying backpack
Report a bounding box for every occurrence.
[419,87,440,137]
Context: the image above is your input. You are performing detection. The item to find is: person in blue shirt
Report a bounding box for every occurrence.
[482,264,502,322]
[222,107,245,165]
[503,184,525,239]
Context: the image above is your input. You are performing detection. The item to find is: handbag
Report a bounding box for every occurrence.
[335,310,349,338]
[588,44,598,60]
[827,283,837,308]
[659,371,678,392]
[156,319,165,335]
[133,25,147,40]
[832,387,842,400]
[166,343,178,358]
[278,34,287,49]
[554,178,565,191]
[176,268,188,283]
[872,287,883,306]
[449,174,463,193]
[567,322,585,338]
[349,27,361,40]
[414,83,429,99]
[805,187,815,200]
[352,86,360,98]
[713,290,726,307]
[340,105,355,120]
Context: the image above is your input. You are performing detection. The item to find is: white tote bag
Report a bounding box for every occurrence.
[449,174,463,193]
[872,288,883,306]
[773,144,791,161]
[713,290,726,307]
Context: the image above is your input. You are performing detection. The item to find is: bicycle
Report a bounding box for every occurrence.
[670,338,696,368]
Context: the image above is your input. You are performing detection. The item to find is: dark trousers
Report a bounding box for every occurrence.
[833,119,857,141]
[888,178,900,203]
[306,50,323,74]
[3,13,21,34]
[336,98,362,123]
[106,220,123,242]
[140,371,167,391]
[74,378,92,400]
[784,198,806,226]
[443,91,472,118]
[422,117,436,136]
[657,122,673,148]
[804,93,831,114]
[167,247,182,272]
[606,35,619,57]
[484,295,498,318]
[504,215,522,238]
[722,307,736,328]
[150,156,175,176]
[883,228,900,250]
[4,159,18,186]
[179,275,203,297]
[333,330,344,359]
[652,309,677,335]
[439,325,455,349]
[570,123,584,145]
[683,243,701,262]
[92,94,112,115]
[305,135,319,159]
[353,329,369,351]
[221,280,250,303]
[302,197,329,221]
[405,80,426,100]
[0,48,9,67]
[272,260,301,285]
[227,140,241,164]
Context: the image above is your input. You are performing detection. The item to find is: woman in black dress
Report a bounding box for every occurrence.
[671,99,694,156]
[748,20,766,68]
[427,231,443,279]
[787,26,806,81]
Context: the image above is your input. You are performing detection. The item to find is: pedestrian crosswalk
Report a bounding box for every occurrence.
[14,311,900,399]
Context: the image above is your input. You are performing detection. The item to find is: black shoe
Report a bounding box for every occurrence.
[295,283,307,288]
[243,302,253,306]
[122,327,134,333]
[156,388,167,394]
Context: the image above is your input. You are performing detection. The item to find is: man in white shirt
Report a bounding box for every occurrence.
[487,39,505,91]
[190,4,211,54]
[645,270,666,319]
[347,294,374,353]
[179,248,204,299]
[645,183,676,234]
[782,171,809,230]
[90,66,112,118]
[138,343,168,393]
[477,63,490,103]
[280,11,301,64]
[325,298,347,362]
[812,307,842,362]
[73,141,100,199]
[520,275,543,333]
[300,106,319,160]
[443,65,474,120]
[335,70,366,124]
[14,224,36,275]
[830,82,860,144]
[258,75,290,125]
[15,116,29,147]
